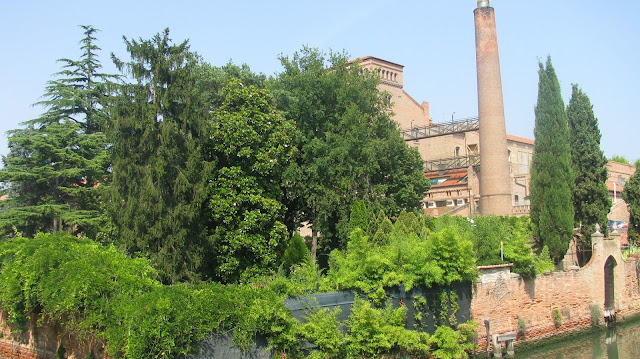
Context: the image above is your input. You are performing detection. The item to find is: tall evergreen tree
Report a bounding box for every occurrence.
[271,47,430,262]
[624,169,640,246]
[567,84,611,238]
[107,30,296,283]
[530,57,574,263]
[107,29,215,283]
[0,26,115,237]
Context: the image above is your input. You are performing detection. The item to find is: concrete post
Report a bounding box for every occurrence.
[474,1,512,216]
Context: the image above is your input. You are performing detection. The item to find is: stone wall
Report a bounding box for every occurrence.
[471,230,640,352]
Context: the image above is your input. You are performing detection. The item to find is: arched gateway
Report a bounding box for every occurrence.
[604,255,617,315]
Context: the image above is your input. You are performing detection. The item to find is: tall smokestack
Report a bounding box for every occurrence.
[474,0,512,216]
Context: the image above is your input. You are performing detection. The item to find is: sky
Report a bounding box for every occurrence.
[1,0,639,162]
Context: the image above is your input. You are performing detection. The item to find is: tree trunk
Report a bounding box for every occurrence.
[311,227,318,263]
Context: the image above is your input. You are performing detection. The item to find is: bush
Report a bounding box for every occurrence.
[590,304,602,327]
[0,233,299,358]
[429,326,470,359]
[517,317,526,335]
[281,233,311,275]
[345,298,430,358]
[552,308,562,328]
[324,220,476,300]
[535,246,555,274]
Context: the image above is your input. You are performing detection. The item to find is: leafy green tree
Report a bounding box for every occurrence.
[107,29,215,283]
[530,57,574,263]
[271,47,429,261]
[624,169,640,245]
[205,79,297,282]
[567,84,611,238]
[0,25,114,238]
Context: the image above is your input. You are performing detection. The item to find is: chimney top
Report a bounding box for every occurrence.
[477,0,490,8]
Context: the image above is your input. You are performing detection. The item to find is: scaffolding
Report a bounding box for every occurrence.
[402,117,479,141]
[424,155,480,172]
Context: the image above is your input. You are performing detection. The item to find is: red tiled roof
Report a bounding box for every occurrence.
[425,168,468,188]
[507,134,535,145]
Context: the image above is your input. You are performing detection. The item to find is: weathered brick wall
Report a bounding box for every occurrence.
[0,311,107,359]
[471,232,640,352]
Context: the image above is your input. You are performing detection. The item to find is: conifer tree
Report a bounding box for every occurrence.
[530,57,574,263]
[0,26,114,237]
[567,84,611,238]
[107,29,214,283]
[624,169,640,245]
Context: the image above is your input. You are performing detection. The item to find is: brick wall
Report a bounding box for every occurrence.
[0,311,107,359]
[471,231,640,352]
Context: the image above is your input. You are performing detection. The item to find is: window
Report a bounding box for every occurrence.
[514,195,519,203]
[619,175,627,187]
[427,201,436,208]
[456,199,466,206]
[429,178,448,186]
[446,199,455,207]
[517,151,533,174]
[467,144,478,155]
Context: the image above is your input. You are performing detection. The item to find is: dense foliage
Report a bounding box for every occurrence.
[0,26,114,238]
[530,57,575,263]
[567,84,610,238]
[624,169,640,245]
[0,232,478,359]
[107,29,217,283]
[106,30,296,284]
[270,47,430,261]
[323,214,476,299]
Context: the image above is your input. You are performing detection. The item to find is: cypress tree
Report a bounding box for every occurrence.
[567,84,611,238]
[530,57,574,263]
[0,26,114,237]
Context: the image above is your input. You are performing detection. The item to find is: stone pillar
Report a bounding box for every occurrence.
[474,1,512,216]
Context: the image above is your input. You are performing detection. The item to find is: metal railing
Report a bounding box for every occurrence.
[402,117,479,140]
[424,155,480,172]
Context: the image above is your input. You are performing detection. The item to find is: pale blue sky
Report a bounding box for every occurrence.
[1,1,639,161]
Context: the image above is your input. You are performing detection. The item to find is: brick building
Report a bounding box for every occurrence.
[363,56,634,224]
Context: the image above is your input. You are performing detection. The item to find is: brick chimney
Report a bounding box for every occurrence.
[474,1,512,216]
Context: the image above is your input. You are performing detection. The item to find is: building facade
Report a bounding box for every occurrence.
[363,56,632,224]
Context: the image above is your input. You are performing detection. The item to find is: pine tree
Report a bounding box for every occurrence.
[0,26,114,237]
[530,57,574,263]
[567,84,611,238]
[624,169,640,246]
[107,29,214,283]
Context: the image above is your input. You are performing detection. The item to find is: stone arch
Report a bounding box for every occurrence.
[604,255,617,311]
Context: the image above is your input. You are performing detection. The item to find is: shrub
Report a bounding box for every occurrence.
[281,233,311,275]
[429,326,469,359]
[590,304,602,327]
[552,309,562,328]
[535,246,555,274]
[0,233,299,358]
[345,298,430,358]
[517,317,526,335]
